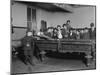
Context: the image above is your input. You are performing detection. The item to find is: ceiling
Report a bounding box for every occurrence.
[13,1,72,13]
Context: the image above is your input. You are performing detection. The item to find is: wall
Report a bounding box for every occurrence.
[12,2,27,27]
[67,6,95,28]
[36,9,68,31]
[12,2,27,40]
[36,6,95,31]
[11,2,95,40]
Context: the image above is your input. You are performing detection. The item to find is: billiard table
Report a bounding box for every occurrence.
[35,39,96,66]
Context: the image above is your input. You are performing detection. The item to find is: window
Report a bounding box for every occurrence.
[27,7,36,31]
[41,20,47,32]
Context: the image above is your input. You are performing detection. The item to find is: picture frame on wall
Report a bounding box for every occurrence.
[11,0,96,74]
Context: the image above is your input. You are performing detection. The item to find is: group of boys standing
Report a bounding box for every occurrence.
[37,20,96,40]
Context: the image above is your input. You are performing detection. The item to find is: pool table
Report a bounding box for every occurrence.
[35,39,96,66]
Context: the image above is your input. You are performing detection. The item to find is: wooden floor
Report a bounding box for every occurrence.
[11,52,96,74]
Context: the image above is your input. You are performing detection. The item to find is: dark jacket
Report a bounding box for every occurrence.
[61,28,69,39]
[44,32,53,38]
[89,28,96,40]
[69,32,77,39]
[52,32,58,39]
[82,32,90,39]
[21,36,35,50]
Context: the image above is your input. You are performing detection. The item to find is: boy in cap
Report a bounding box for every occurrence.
[89,23,96,40]
[21,31,35,66]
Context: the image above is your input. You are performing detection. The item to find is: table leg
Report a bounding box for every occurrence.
[85,52,92,67]
[92,44,96,61]
[40,51,46,61]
